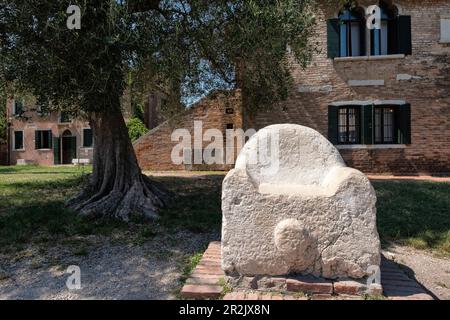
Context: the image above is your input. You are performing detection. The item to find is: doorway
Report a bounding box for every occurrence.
[61,130,77,164]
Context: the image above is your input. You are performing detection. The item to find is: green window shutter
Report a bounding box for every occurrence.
[70,136,77,160]
[83,129,93,147]
[398,16,412,55]
[14,100,24,115]
[327,19,340,59]
[397,103,412,144]
[388,17,399,54]
[361,105,374,145]
[35,131,41,149]
[328,105,339,144]
[47,130,53,149]
[53,136,61,165]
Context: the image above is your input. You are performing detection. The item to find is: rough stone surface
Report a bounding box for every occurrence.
[183,242,434,300]
[221,124,381,279]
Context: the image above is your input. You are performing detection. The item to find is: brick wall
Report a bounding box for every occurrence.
[247,0,450,175]
[134,90,243,171]
[7,98,93,166]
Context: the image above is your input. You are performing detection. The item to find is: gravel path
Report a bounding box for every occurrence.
[0,231,216,300]
[2,229,448,300]
[383,245,450,300]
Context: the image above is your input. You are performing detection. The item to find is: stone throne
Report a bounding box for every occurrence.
[221,124,380,279]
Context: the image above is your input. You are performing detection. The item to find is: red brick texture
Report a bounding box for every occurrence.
[246,0,450,175]
[180,242,225,300]
[134,91,243,171]
[286,278,333,295]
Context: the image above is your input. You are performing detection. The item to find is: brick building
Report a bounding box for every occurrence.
[4,97,93,166]
[136,0,450,175]
[135,0,450,175]
[249,0,450,175]
[135,90,243,171]
[4,0,448,175]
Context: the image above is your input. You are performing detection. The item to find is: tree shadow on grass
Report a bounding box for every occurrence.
[152,175,225,233]
[0,173,225,250]
[374,181,450,256]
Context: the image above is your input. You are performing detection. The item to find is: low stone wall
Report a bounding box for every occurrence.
[134,90,243,171]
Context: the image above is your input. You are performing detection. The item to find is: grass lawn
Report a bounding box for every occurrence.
[0,165,449,257]
[0,165,223,253]
[374,180,450,257]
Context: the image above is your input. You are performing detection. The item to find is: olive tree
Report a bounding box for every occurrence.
[0,0,318,220]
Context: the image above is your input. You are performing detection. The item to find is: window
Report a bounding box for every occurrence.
[329,103,411,145]
[374,107,395,143]
[60,112,72,123]
[441,18,450,43]
[36,103,50,117]
[338,6,366,57]
[338,107,361,144]
[14,131,24,150]
[35,130,52,149]
[327,1,412,58]
[83,128,93,148]
[14,100,24,116]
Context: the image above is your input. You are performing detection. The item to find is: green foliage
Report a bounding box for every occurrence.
[127,117,149,142]
[363,294,387,300]
[132,100,145,122]
[1,0,319,116]
[1,166,450,257]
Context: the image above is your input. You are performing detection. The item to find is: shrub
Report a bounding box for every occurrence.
[127,117,149,142]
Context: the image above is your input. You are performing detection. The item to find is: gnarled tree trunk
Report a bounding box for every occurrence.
[67,100,170,221]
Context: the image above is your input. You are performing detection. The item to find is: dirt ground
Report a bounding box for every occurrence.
[2,240,448,300]
[383,245,450,300]
[0,231,217,300]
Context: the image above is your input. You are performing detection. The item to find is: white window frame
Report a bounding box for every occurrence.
[13,130,25,151]
[81,127,94,149]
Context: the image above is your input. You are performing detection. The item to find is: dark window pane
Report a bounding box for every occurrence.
[375,108,382,143]
[35,130,52,149]
[374,107,396,144]
[14,100,24,115]
[338,107,360,144]
[60,112,72,123]
[83,129,93,148]
[340,24,348,57]
[14,131,24,150]
[383,108,394,143]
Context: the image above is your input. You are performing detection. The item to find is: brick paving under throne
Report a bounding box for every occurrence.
[181,242,434,301]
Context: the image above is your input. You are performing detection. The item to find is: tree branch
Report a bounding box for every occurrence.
[128,0,161,13]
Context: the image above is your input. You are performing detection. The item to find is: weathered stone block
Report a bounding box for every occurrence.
[221,124,381,279]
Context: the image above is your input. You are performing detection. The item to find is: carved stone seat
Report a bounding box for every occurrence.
[221,124,381,279]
